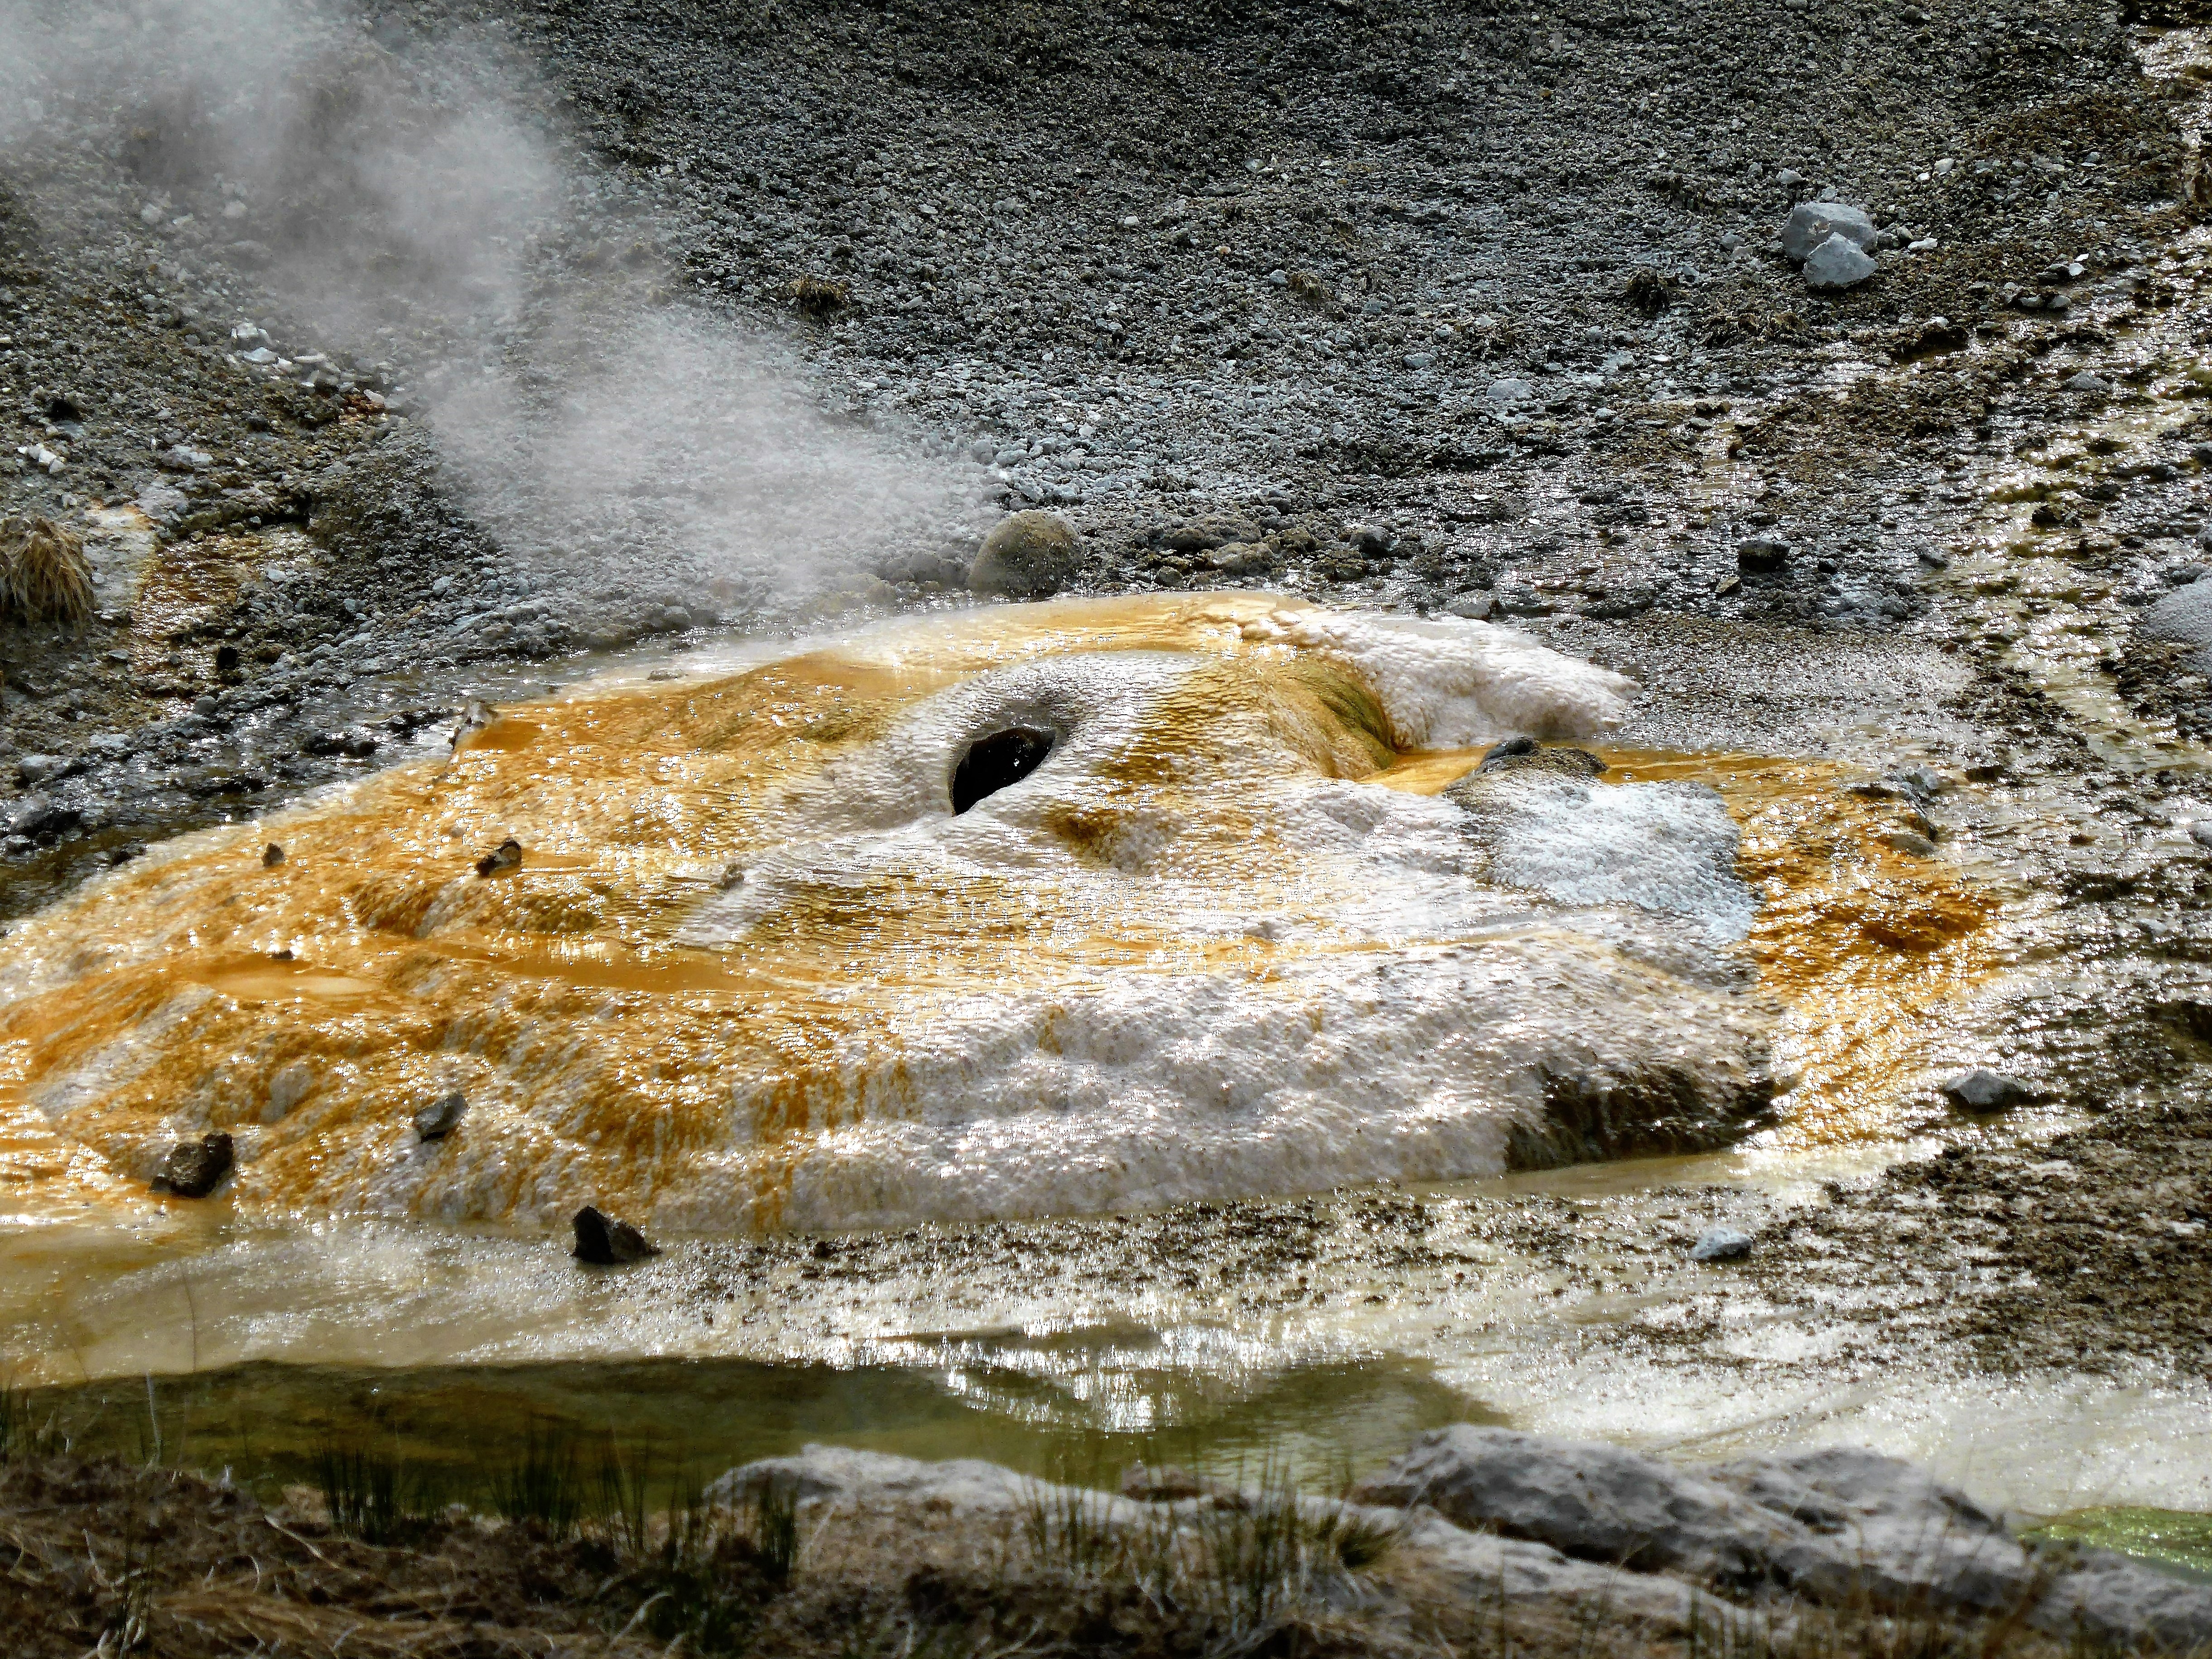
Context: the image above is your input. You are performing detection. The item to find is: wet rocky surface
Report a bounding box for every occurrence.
[5,0,2212,1396]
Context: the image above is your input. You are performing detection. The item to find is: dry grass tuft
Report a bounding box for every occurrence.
[0,514,96,626]
[789,274,852,318]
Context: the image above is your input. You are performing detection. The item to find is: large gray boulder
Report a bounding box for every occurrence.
[708,1436,2212,1652]
[968,510,1080,599]
[1398,1511,1701,1630]
[1783,201,1878,262]
[2034,1540,2212,1650]
[1707,1447,2032,1613]
[1351,1428,2212,1645]
[1350,1426,1806,1587]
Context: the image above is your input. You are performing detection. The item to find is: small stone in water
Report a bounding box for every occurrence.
[475,837,522,877]
[414,1091,467,1142]
[1690,1225,1754,1262]
[150,1131,234,1198]
[262,843,285,867]
[1120,1462,1211,1502]
[452,698,496,749]
[1940,1068,2035,1111]
[572,1205,660,1265]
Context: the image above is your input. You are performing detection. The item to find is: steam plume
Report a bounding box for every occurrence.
[0,0,976,607]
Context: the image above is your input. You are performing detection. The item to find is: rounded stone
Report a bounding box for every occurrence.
[968,511,1080,599]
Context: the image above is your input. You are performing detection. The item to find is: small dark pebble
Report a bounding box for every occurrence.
[262,843,285,867]
[475,837,522,877]
[1940,1068,2037,1112]
[572,1204,659,1265]
[150,1131,234,1199]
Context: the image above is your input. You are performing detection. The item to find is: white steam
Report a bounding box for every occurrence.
[0,0,974,601]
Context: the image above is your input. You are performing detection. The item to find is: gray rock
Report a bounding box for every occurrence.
[2190,821,2212,850]
[1487,377,1537,403]
[1707,1448,2034,1614]
[1802,233,1877,291]
[1354,1429,2044,1616]
[4,793,71,837]
[1399,1510,1701,1630]
[15,753,62,785]
[969,510,1079,599]
[1738,537,1789,571]
[1445,593,1495,619]
[2062,371,2111,394]
[2031,1541,2212,1650]
[708,1443,1069,1512]
[1938,1068,2035,1111]
[414,1090,467,1141]
[1690,1225,1754,1261]
[1160,514,1262,553]
[1783,201,1877,262]
[1349,1426,1795,1583]
[2143,577,2212,667]
[730,1433,2212,1654]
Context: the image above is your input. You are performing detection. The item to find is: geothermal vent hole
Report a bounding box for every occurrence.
[951,726,1056,814]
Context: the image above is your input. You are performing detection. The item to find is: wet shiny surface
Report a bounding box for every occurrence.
[0,593,1976,1242]
[3,591,2173,1518]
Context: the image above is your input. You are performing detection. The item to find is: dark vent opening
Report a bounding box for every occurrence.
[952,727,1055,814]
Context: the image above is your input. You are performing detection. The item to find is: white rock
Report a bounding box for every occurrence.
[1783,200,1878,262]
[1690,1224,1754,1260]
[708,1445,1044,1514]
[1802,233,1876,291]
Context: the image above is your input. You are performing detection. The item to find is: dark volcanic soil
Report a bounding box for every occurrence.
[2,0,2203,906]
[6,0,2212,1385]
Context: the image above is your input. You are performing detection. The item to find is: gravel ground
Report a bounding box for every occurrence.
[5,0,2212,1380]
